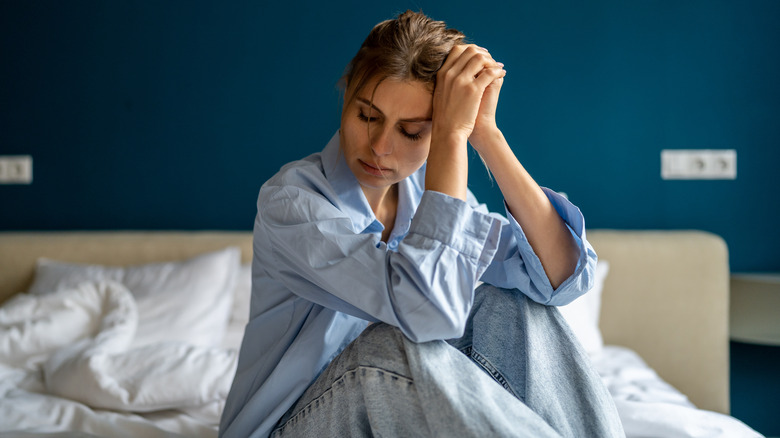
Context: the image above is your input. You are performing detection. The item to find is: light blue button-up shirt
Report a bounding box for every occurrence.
[219,132,597,438]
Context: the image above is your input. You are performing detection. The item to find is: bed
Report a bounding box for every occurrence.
[0,230,762,437]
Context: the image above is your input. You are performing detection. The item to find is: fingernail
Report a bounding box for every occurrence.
[496,62,504,68]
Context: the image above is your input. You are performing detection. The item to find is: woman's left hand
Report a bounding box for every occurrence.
[431,45,506,147]
[469,56,505,153]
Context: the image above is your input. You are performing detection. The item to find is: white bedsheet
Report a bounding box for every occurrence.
[591,345,762,438]
[0,281,237,438]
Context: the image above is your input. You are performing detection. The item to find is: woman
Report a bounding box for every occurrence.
[220,10,623,438]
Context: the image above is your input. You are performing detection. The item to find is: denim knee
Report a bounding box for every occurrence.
[474,283,527,306]
[342,323,415,378]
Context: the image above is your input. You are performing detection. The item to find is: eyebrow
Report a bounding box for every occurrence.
[356,97,432,123]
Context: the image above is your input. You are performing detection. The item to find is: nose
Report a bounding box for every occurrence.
[370,127,393,157]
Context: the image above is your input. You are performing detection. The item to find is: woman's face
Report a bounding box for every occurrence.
[340,77,433,195]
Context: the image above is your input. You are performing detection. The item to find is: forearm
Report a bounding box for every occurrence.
[425,130,469,201]
[474,129,579,289]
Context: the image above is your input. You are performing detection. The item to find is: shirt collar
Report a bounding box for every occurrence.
[387,162,425,250]
[321,130,426,243]
[321,131,381,235]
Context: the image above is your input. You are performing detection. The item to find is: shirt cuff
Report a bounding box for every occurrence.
[542,188,585,237]
[503,188,594,302]
[410,190,502,270]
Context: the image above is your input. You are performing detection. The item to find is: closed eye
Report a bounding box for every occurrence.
[359,108,424,141]
[400,128,422,141]
[357,111,378,123]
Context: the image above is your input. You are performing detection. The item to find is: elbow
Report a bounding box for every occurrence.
[545,254,596,307]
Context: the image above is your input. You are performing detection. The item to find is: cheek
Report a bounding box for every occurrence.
[401,143,430,169]
[340,120,366,155]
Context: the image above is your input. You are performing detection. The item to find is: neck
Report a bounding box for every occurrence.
[361,184,399,241]
[361,184,394,213]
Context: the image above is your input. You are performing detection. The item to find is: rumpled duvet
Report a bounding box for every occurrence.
[590,346,763,438]
[0,281,237,437]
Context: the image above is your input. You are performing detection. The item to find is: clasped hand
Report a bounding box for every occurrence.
[432,44,506,152]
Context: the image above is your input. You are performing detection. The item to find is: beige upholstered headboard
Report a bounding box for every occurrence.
[588,230,730,414]
[0,229,730,414]
[0,231,254,305]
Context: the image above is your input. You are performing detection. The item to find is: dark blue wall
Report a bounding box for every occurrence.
[2,1,779,434]
[3,1,778,273]
[1,1,778,273]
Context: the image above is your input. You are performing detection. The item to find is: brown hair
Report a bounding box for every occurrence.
[340,10,466,108]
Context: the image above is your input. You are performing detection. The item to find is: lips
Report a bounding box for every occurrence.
[359,159,391,177]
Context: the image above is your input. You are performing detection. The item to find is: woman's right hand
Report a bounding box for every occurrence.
[431,44,506,146]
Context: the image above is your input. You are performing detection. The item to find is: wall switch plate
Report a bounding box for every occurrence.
[661,149,736,180]
[0,155,33,184]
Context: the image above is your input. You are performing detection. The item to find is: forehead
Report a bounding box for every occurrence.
[357,77,433,118]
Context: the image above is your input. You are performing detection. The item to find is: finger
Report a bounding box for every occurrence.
[448,46,495,79]
[438,44,469,75]
[475,64,506,80]
[485,76,505,94]
[439,44,491,78]
[459,52,502,81]
[473,67,506,91]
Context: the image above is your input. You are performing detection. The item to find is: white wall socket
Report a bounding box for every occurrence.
[661,149,736,180]
[0,155,33,184]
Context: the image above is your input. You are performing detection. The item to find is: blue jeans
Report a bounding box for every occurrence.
[271,285,625,437]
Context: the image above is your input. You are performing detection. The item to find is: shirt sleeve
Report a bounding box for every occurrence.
[469,187,598,306]
[257,185,503,343]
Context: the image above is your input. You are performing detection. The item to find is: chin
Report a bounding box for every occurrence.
[357,177,396,190]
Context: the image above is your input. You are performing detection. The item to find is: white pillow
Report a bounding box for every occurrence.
[221,262,251,351]
[28,247,240,349]
[558,260,609,356]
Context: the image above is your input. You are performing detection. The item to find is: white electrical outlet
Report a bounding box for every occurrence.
[661,149,736,180]
[0,155,33,184]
